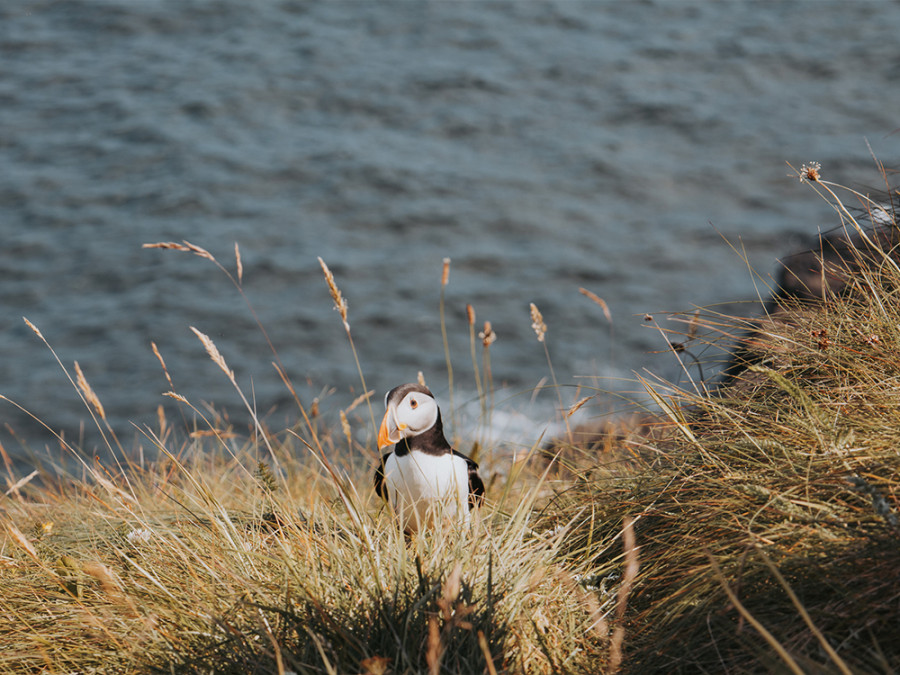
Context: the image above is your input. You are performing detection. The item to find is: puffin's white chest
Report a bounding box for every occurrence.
[383,450,470,532]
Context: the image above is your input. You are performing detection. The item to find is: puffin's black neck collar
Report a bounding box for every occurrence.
[392,410,451,457]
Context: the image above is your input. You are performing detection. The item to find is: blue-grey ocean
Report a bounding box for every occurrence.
[2,1,899,459]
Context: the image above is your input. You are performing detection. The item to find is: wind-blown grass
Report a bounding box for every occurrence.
[3,167,900,673]
[548,169,900,673]
[1,428,616,674]
[1,249,619,674]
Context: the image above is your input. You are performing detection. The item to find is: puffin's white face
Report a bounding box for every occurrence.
[377,389,439,448]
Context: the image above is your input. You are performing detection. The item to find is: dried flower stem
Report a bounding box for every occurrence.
[529,303,570,439]
[479,321,496,431]
[791,162,900,279]
[467,304,485,418]
[439,258,455,432]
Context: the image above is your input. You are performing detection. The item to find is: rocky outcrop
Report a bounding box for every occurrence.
[722,221,900,385]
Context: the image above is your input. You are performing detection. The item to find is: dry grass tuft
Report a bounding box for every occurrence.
[0,438,614,674]
[550,185,900,672]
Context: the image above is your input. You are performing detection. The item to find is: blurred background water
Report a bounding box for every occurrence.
[2,1,899,460]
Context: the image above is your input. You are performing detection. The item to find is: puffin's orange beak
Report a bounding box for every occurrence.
[377,407,406,449]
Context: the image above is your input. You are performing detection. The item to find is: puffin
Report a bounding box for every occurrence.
[375,383,485,533]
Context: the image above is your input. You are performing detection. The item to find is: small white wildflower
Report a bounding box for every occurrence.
[544,524,566,537]
[126,528,153,545]
[871,205,895,226]
[799,161,821,183]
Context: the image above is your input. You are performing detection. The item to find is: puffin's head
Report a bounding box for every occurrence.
[377,383,439,449]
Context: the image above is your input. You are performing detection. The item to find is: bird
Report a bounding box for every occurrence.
[374,383,485,533]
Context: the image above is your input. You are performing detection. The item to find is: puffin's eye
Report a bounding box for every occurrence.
[409,399,418,409]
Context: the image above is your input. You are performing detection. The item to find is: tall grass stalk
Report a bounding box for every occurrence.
[439,257,456,433]
[317,257,377,448]
[529,303,571,441]
[480,321,497,450]
[466,304,486,423]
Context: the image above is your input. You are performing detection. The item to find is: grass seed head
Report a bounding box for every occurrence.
[151,341,174,389]
[318,257,349,327]
[142,240,216,262]
[340,410,352,449]
[579,287,612,323]
[190,327,235,381]
[74,361,106,420]
[479,321,497,347]
[23,317,44,341]
[530,303,547,342]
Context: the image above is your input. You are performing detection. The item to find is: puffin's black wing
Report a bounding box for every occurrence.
[374,452,393,502]
[454,450,485,510]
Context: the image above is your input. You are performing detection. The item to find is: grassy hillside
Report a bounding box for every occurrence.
[3,169,899,673]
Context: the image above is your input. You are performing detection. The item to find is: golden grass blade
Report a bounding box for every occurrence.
[20,317,122,463]
[151,341,175,389]
[6,522,39,562]
[566,396,591,418]
[4,470,38,497]
[345,389,375,413]
[579,287,612,323]
[688,308,700,339]
[426,614,442,675]
[609,516,639,672]
[478,631,498,675]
